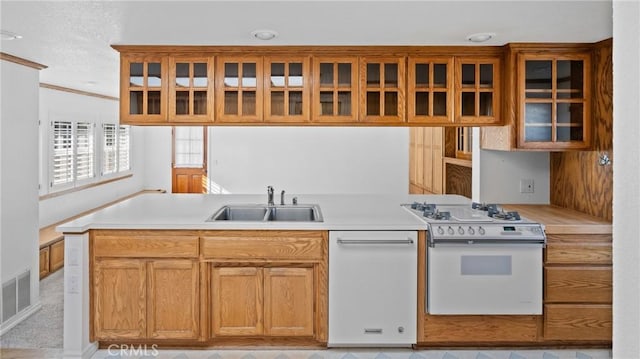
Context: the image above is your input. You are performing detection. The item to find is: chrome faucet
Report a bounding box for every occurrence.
[267,186,274,206]
[281,190,286,205]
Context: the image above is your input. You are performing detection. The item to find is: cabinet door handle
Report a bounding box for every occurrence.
[337,239,414,245]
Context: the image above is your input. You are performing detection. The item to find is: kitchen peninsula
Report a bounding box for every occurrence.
[57,193,611,355]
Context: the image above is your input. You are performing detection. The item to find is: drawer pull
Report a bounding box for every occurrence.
[364,328,383,334]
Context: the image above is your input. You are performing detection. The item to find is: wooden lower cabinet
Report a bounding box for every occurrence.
[422,315,539,343]
[544,304,612,341]
[212,267,263,336]
[39,247,50,278]
[264,267,314,336]
[50,239,65,272]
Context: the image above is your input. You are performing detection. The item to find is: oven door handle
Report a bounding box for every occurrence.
[337,238,414,245]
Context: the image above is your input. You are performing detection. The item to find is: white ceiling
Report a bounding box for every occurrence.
[0,1,612,98]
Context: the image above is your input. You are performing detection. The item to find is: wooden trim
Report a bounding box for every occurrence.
[40,174,134,201]
[443,156,472,168]
[0,52,47,70]
[39,83,118,101]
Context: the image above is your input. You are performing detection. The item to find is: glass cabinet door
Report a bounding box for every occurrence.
[264,57,310,122]
[360,57,406,123]
[519,53,590,149]
[313,57,358,123]
[169,57,214,122]
[215,57,263,122]
[121,56,167,123]
[408,57,454,124]
[455,58,501,124]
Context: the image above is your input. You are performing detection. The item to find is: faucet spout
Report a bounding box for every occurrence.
[280,190,285,205]
[267,186,274,206]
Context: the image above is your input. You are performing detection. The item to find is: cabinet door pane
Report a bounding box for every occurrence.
[338,91,351,115]
[176,91,189,115]
[289,91,303,115]
[433,92,447,116]
[434,64,447,88]
[557,60,583,92]
[557,126,584,142]
[148,91,161,114]
[193,63,208,87]
[194,91,207,115]
[319,63,333,85]
[461,92,475,116]
[525,60,552,90]
[243,91,257,115]
[148,63,162,86]
[479,92,493,116]
[130,63,144,86]
[525,127,552,142]
[130,91,143,115]
[271,91,285,116]
[271,63,285,87]
[415,64,429,87]
[525,103,552,124]
[479,64,493,87]
[320,91,333,115]
[415,92,429,116]
[176,63,190,87]
[224,92,238,115]
[289,63,303,87]
[338,63,351,87]
[367,64,380,87]
[242,63,257,87]
[461,64,475,86]
[384,92,398,116]
[557,103,584,125]
[384,63,398,87]
[366,92,380,115]
[224,63,239,87]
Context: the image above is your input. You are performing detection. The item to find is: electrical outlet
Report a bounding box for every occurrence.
[520,179,534,193]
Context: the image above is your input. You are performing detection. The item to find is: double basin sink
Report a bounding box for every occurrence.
[207,204,323,222]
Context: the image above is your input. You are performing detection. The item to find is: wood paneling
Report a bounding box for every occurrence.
[49,239,65,272]
[422,315,539,343]
[545,267,612,303]
[172,169,207,193]
[544,304,612,341]
[148,260,199,339]
[93,231,199,258]
[39,247,50,279]
[502,205,612,234]
[550,39,612,221]
[94,258,146,340]
[444,163,472,198]
[264,267,314,336]
[211,267,263,336]
[202,231,324,260]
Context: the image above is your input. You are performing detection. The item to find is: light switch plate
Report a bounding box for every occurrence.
[520,179,534,193]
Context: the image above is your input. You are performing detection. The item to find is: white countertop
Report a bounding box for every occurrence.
[56,193,471,233]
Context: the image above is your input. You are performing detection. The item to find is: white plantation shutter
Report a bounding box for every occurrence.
[75,122,95,180]
[102,123,117,175]
[118,125,130,171]
[51,121,74,186]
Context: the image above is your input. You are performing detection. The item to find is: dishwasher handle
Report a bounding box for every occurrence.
[336,238,414,245]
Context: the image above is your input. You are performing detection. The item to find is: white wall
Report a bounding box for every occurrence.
[38,88,146,227]
[472,128,550,204]
[0,60,41,317]
[142,126,172,192]
[613,1,640,357]
[207,126,409,194]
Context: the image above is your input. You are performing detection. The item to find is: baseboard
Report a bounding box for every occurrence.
[63,342,97,359]
[0,302,42,336]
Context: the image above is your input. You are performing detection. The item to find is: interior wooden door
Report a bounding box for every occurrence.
[172,126,208,193]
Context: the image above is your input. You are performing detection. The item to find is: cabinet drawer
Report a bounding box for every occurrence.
[422,314,539,343]
[202,231,325,260]
[544,304,612,341]
[546,243,612,265]
[545,267,611,303]
[93,230,199,258]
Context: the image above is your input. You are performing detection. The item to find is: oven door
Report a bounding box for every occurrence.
[427,244,542,315]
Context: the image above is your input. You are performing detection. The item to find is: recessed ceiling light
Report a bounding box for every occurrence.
[251,29,278,41]
[1,30,23,41]
[466,33,495,43]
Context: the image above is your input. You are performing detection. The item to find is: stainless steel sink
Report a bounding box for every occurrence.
[207,204,323,222]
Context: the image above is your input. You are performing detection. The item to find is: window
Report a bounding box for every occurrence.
[102,123,131,176]
[51,121,74,187]
[173,126,205,168]
[75,122,95,180]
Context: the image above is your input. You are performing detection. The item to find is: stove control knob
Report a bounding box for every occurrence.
[437,226,445,235]
[478,226,486,235]
[468,226,475,235]
[447,226,455,235]
[458,226,465,235]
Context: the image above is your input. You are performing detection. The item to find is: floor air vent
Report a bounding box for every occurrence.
[1,270,31,323]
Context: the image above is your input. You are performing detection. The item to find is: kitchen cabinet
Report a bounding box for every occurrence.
[409,127,444,194]
[168,56,215,123]
[39,247,50,279]
[359,57,406,123]
[264,57,311,123]
[215,56,263,123]
[312,57,359,123]
[91,231,200,341]
[542,233,612,342]
[120,55,168,124]
[455,57,501,124]
[408,57,454,124]
[203,230,327,342]
[49,239,65,272]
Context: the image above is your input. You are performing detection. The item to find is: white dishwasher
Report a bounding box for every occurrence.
[328,231,417,347]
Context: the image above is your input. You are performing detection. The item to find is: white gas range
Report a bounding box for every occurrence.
[403,202,546,315]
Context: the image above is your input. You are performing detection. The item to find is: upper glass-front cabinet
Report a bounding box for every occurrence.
[518,53,590,149]
[455,58,501,125]
[264,57,311,123]
[360,57,406,123]
[121,56,168,123]
[408,57,454,124]
[313,57,358,123]
[169,57,215,122]
[215,56,263,122]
